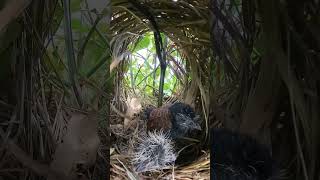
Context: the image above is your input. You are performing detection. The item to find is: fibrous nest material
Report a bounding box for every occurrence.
[109,1,212,176]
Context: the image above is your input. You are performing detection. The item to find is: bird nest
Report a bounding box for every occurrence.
[110,151,209,180]
[110,0,211,178]
[110,97,210,179]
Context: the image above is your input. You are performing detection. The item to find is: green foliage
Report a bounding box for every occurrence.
[125,32,181,97]
[42,0,111,108]
[71,19,91,33]
[134,35,151,51]
[51,2,64,34]
[70,0,82,11]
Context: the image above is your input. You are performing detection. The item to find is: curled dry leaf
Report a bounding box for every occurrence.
[124,97,142,129]
[48,112,100,180]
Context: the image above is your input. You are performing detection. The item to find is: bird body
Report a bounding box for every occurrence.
[144,102,201,139]
[211,128,278,180]
[147,106,172,132]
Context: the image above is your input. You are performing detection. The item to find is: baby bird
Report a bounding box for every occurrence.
[211,128,278,180]
[131,130,177,173]
[144,102,201,139]
[132,102,201,173]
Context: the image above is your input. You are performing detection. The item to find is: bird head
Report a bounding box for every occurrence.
[169,103,202,137]
[132,130,177,173]
[169,102,197,118]
[175,113,201,131]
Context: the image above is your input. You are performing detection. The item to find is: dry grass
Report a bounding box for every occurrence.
[108,0,212,179]
[110,151,209,180]
[110,0,320,179]
[1,0,318,179]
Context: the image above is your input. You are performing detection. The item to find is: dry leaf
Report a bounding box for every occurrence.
[48,112,100,180]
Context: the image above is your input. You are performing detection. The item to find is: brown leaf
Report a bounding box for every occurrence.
[0,0,31,32]
[48,112,100,180]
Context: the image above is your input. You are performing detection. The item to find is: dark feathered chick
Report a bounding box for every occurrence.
[144,102,201,139]
[211,128,278,180]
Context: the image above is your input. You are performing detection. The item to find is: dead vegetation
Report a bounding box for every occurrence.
[0,0,319,179]
[109,0,211,179]
[110,0,320,179]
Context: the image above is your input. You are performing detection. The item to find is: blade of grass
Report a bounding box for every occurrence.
[62,0,83,107]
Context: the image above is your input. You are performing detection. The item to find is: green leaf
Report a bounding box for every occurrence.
[51,3,63,34]
[134,35,151,52]
[79,40,105,75]
[70,0,82,11]
[71,19,90,33]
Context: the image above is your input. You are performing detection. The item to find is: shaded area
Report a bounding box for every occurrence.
[0,0,111,179]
